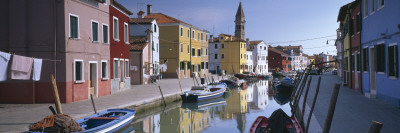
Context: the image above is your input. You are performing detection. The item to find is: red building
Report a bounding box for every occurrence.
[109,0,133,94]
[350,0,362,92]
[268,47,290,72]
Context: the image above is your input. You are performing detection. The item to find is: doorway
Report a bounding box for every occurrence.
[354,54,359,89]
[369,47,376,97]
[89,62,98,97]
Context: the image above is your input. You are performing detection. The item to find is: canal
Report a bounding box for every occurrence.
[118,80,292,133]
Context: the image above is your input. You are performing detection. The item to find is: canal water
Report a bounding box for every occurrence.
[119,80,292,133]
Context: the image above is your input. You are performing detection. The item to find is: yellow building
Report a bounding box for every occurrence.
[216,34,247,74]
[219,88,247,119]
[145,13,209,78]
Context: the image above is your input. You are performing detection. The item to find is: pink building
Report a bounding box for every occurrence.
[0,0,111,103]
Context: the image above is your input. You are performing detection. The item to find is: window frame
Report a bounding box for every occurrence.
[74,59,84,83]
[376,43,385,73]
[125,59,129,77]
[197,48,201,56]
[370,0,375,14]
[387,43,398,78]
[101,60,109,80]
[180,44,183,53]
[113,16,119,41]
[378,0,384,10]
[69,13,80,39]
[192,30,195,39]
[363,0,368,18]
[124,22,129,44]
[187,45,190,54]
[102,23,109,44]
[192,48,195,56]
[180,27,183,37]
[91,20,99,42]
[187,29,190,38]
[113,58,119,79]
[221,54,225,59]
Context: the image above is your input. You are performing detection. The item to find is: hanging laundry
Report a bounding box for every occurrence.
[11,55,33,80]
[0,51,11,81]
[33,58,42,81]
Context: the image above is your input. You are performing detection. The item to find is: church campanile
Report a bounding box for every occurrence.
[235,2,245,40]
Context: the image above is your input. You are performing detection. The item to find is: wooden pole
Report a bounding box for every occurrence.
[192,73,197,86]
[306,77,321,133]
[367,121,383,133]
[204,74,209,85]
[177,69,183,93]
[194,75,200,86]
[51,74,63,114]
[90,94,97,114]
[323,84,341,133]
[48,106,57,115]
[158,86,167,107]
[301,76,313,117]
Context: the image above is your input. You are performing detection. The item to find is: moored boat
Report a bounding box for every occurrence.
[249,109,303,133]
[274,77,294,94]
[220,77,247,87]
[181,83,227,102]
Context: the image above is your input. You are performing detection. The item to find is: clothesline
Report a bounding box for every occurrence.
[2,51,61,62]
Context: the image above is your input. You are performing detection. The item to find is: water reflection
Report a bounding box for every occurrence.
[122,80,292,133]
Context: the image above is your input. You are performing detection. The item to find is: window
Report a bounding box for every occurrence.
[201,48,203,56]
[113,59,118,78]
[363,0,368,17]
[69,14,79,39]
[125,60,129,77]
[187,45,190,54]
[192,31,195,39]
[378,0,384,9]
[103,24,109,44]
[152,41,155,51]
[180,27,183,36]
[206,48,208,55]
[241,54,242,59]
[376,44,385,73]
[371,0,375,13]
[180,44,183,52]
[350,54,354,71]
[198,32,200,40]
[388,44,398,77]
[222,44,225,49]
[91,20,99,42]
[180,62,185,70]
[206,34,208,41]
[198,64,201,72]
[201,62,205,69]
[220,37,223,40]
[154,24,157,32]
[192,48,195,56]
[74,60,84,82]
[124,23,128,43]
[214,54,218,59]
[198,49,201,56]
[187,29,190,38]
[187,62,191,70]
[221,54,225,59]
[215,44,218,49]
[101,60,108,79]
[113,17,119,40]
[201,33,203,40]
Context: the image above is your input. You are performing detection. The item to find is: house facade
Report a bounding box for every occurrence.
[109,0,132,94]
[361,0,400,106]
[248,41,269,75]
[349,0,362,91]
[208,36,222,74]
[217,34,247,74]
[338,1,354,86]
[0,0,111,103]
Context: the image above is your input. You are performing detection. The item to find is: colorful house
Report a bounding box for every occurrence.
[217,34,247,74]
[338,1,354,86]
[268,47,291,72]
[109,0,133,94]
[144,5,209,78]
[361,0,400,106]
[248,41,269,75]
[349,0,362,92]
[0,0,111,103]
[208,36,222,74]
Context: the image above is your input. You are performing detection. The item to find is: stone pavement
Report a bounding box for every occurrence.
[302,73,400,133]
[0,76,207,133]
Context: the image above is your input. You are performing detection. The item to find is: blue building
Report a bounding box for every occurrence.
[361,0,400,106]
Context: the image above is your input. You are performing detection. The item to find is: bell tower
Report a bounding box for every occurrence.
[235,2,245,40]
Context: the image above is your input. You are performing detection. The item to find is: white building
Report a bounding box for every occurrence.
[290,51,309,71]
[208,35,221,74]
[129,12,160,75]
[246,49,254,72]
[248,41,269,75]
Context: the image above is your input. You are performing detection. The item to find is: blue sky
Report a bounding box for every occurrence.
[118,0,354,55]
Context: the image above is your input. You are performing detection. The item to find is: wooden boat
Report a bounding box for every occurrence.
[181,97,226,110]
[26,109,136,133]
[76,109,136,133]
[249,109,303,133]
[220,77,247,87]
[181,83,227,102]
[274,78,294,94]
[234,72,256,79]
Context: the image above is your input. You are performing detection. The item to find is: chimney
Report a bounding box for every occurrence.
[210,35,213,42]
[147,4,152,15]
[137,10,144,18]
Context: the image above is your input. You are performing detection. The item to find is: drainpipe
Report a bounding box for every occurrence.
[190,27,192,78]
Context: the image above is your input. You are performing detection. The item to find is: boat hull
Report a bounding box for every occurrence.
[181,84,227,102]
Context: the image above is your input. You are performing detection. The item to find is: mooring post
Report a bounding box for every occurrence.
[301,76,313,118]
[192,73,197,86]
[48,106,57,115]
[322,84,341,133]
[367,121,383,133]
[204,74,209,85]
[306,76,321,133]
[51,74,63,114]
[158,86,167,107]
[293,70,310,110]
[90,94,97,114]
[177,69,183,93]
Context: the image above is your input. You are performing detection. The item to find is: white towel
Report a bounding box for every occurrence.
[0,51,11,81]
[11,55,33,80]
[33,58,42,81]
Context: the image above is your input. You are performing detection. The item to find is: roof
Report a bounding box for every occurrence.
[337,1,355,22]
[145,13,192,26]
[129,18,155,24]
[111,0,133,15]
[129,36,148,50]
[268,47,289,56]
[236,2,245,18]
[249,40,263,46]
